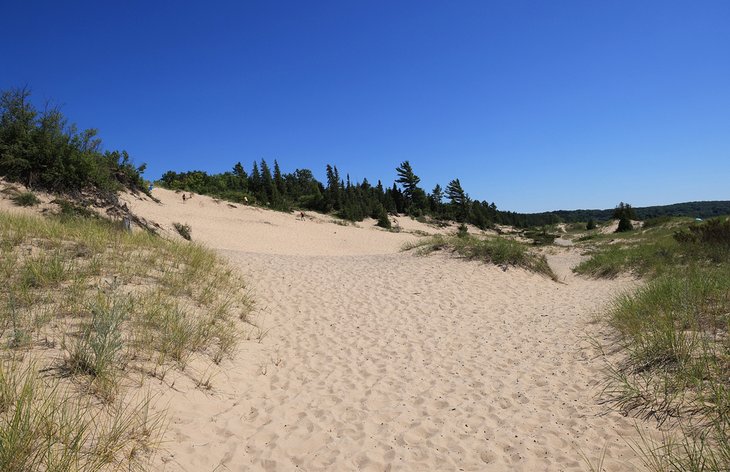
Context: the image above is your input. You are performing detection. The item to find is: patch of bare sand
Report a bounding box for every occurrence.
[122,189,656,471]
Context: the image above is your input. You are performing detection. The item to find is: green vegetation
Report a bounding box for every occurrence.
[614,202,636,233]
[0,88,148,196]
[578,217,730,469]
[404,233,556,280]
[522,226,558,245]
[0,210,252,469]
[159,160,502,230]
[514,201,730,227]
[11,191,39,207]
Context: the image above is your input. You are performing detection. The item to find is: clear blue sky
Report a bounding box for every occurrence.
[2,1,728,212]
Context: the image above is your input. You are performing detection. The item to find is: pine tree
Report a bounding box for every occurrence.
[430,184,443,213]
[446,179,468,221]
[273,160,286,195]
[249,161,261,195]
[395,160,422,212]
[232,162,248,191]
[613,202,635,232]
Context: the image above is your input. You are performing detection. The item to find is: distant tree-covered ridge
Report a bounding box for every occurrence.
[515,201,730,226]
[0,87,148,196]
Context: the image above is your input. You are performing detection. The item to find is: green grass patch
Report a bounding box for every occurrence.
[403,233,556,280]
[11,191,40,207]
[585,217,730,469]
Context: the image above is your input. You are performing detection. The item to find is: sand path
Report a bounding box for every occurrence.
[121,190,654,471]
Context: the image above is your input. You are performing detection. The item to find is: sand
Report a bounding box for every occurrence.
[116,188,657,470]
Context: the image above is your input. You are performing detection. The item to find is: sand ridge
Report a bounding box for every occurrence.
[118,189,657,471]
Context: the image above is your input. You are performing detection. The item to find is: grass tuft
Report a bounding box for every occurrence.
[403,233,557,280]
[11,191,40,207]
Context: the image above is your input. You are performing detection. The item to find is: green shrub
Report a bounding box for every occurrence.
[616,217,633,232]
[376,208,391,229]
[456,223,468,238]
[0,88,148,195]
[674,217,730,246]
[11,192,40,207]
[586,219,597,230]
[53,199,98,220]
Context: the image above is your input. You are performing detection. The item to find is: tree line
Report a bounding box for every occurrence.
[3,87,726,228]
[159,160,505,229]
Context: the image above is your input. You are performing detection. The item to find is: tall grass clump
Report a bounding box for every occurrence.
[584,217,730,469]
[403,233,556,280]
[0,360,162,471]
[11,191,40,207]
[67,293,128,400]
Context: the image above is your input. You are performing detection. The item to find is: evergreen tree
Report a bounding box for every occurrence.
[395,160,423,212]
[260,159,276,203]
[273,160,286,195]
[232,162,248,191]
[249,161,262,197]
[446,179,468,221]
[613,202,635,232]
[429,184,443,213]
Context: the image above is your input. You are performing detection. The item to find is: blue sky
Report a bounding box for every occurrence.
[2,1,728,212]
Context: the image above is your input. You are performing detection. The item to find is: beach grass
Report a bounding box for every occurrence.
[403,233,557,280]
[580,216,730,469]
[0,209,252,469]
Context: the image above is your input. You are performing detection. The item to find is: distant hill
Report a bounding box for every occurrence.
[503,201,730,227]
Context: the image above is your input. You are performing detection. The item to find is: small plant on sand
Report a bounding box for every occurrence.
[173,222,192,240]
[11,191,40,207]
[586,219,597,230]
[456,223,468,238]
[67,293,128,400]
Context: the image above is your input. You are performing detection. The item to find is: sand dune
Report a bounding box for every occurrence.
[118,189,657,471]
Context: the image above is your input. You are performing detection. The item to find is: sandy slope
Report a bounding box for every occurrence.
[118,189,656,471]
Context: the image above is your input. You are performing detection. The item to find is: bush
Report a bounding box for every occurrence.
[674,217,730,246]
[376,207,391,229]
[173,222,192,240]
[11,192,40,207]
[616,217,633,232]
[0,88,148,195]
[54,199,98,220]
[586,219,596,230]
[456,223,468,238]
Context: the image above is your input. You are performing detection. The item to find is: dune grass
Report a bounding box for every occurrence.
[579,217,730,470]
[0,210,252,469]
[403,233,557,280]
